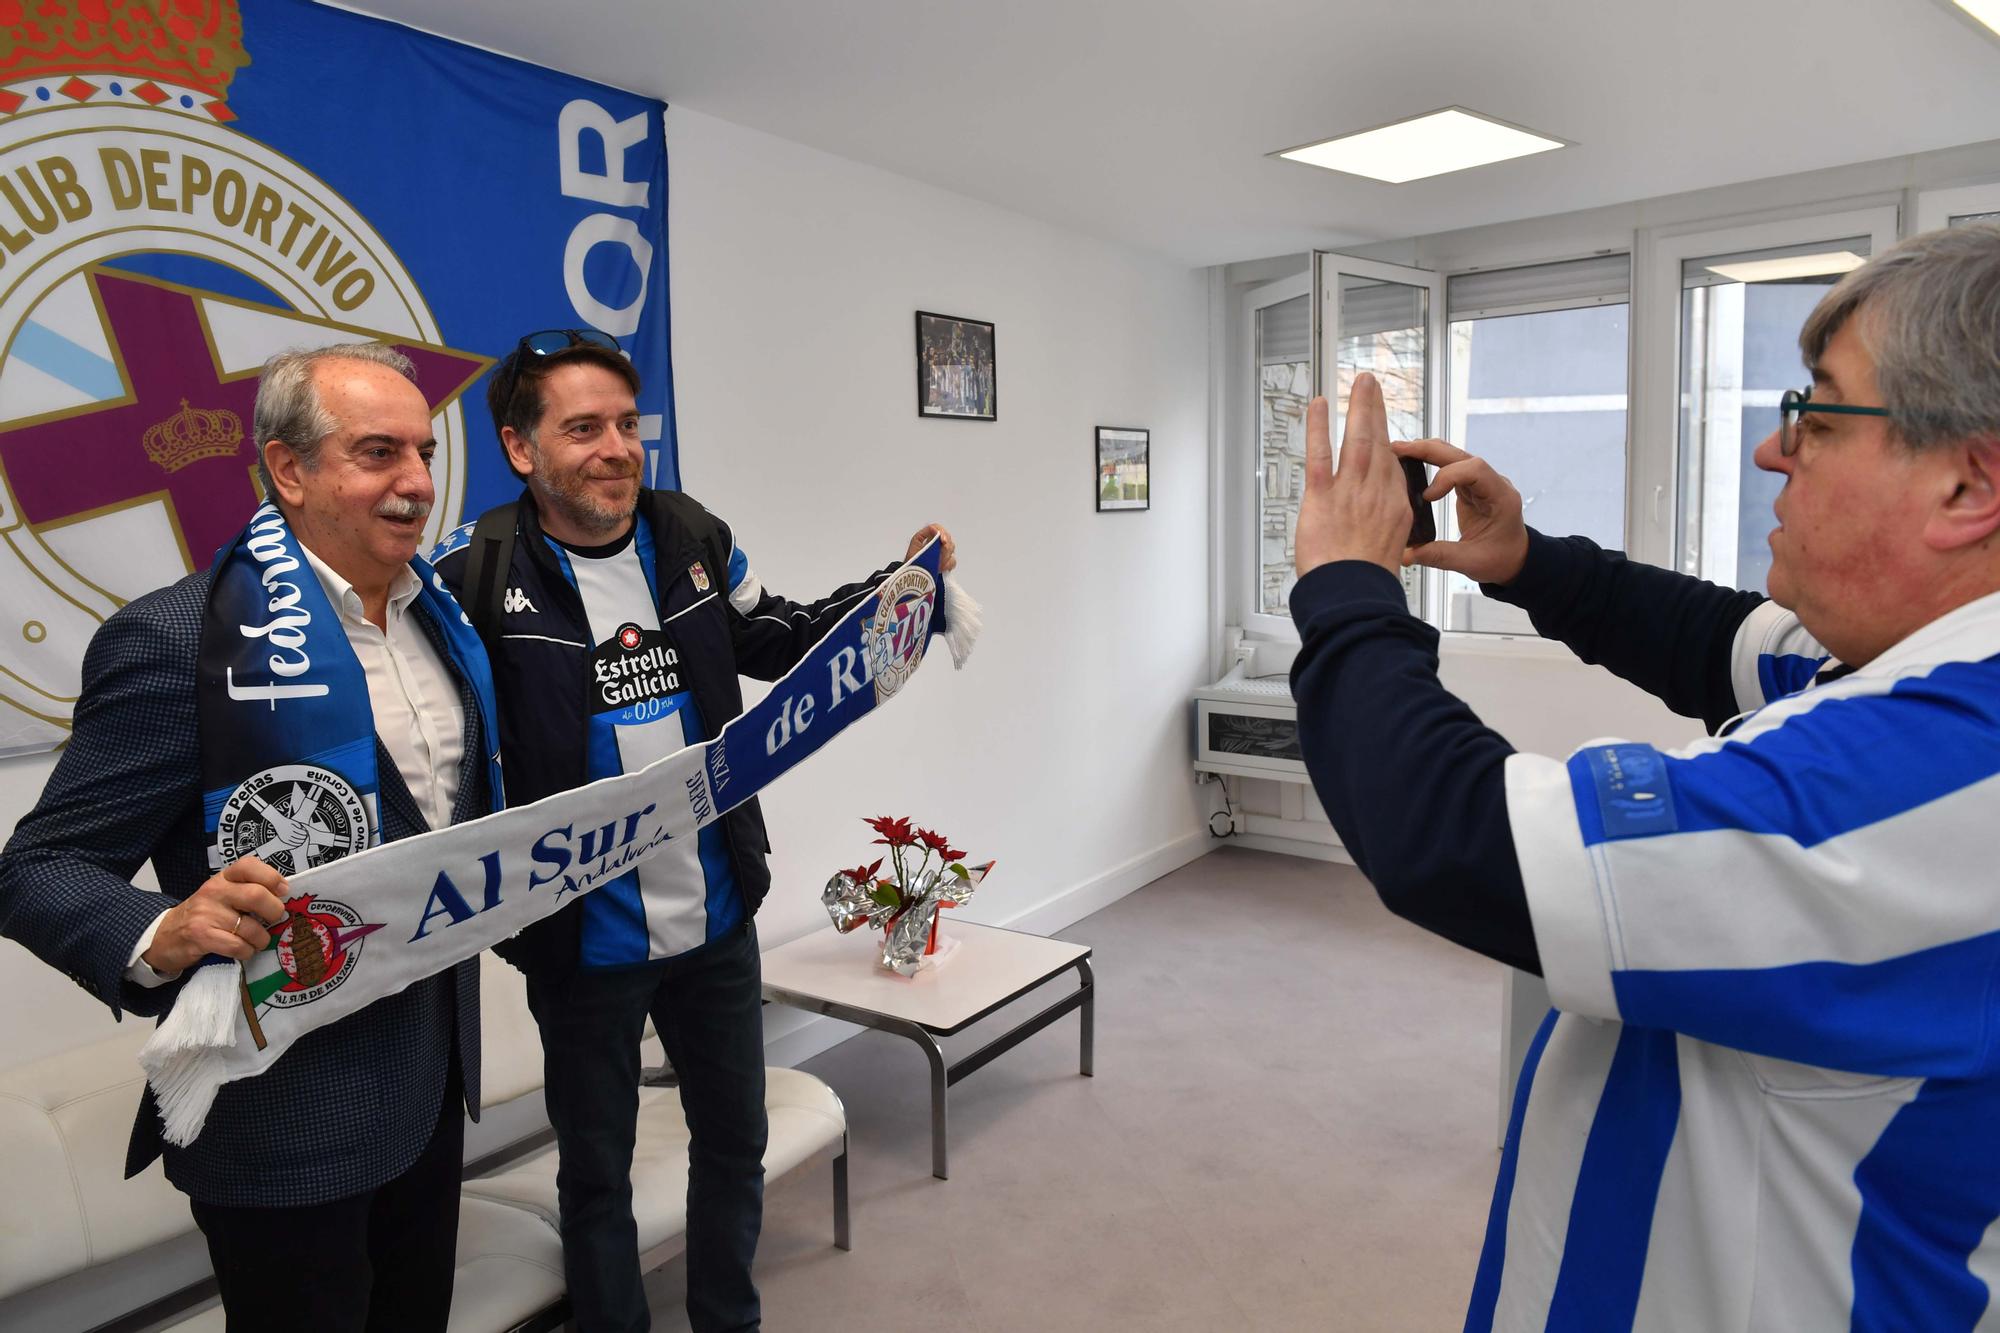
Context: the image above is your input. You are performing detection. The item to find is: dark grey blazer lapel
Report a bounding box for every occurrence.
[373,741,429,838]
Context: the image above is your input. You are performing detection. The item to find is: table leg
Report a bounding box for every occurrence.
[1076,957,1095,1077]
[763,947,1095,1182]
[868,1012,952,1179]
[922,1029,950,1180]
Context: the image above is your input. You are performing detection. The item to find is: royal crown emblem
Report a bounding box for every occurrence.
[0,0,249,117]
[142,396,242,474]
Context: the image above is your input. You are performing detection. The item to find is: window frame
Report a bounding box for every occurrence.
[1242,271,1314,641]
[1915,181,2000,232]
[1632,205,1900,575]
[1315,251,1448,625]
[1225,201,1925,652]
[1438,252,1633,636]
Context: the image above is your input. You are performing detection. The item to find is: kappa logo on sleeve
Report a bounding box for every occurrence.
[1582,744,1680,840]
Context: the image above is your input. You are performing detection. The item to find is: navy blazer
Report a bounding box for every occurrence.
[0,568,487,1208]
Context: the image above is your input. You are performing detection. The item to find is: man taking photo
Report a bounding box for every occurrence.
[1288,224,2000,1330]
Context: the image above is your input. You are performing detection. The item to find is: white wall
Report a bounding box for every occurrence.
[662,107,1214,1026]
[0,105,1215,1073]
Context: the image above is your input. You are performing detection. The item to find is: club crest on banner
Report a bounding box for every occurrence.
[266,893,377,1009]
[231,890,385,1053]
[215,763,370,877]
[864,564,936,703]
[0,0,490,759]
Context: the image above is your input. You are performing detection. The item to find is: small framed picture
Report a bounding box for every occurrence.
[916,311,996,421]
[1095,427,1150,511]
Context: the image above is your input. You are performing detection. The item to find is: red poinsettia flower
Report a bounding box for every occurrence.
[839,858,884,885]
[916,827,950,854]
[941,845,966,863]
[866,815,916,847]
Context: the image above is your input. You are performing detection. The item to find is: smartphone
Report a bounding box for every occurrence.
[1401,456,1437,547]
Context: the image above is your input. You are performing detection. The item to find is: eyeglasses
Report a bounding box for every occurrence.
[1778,386,1893,457]
[492,328,623,414]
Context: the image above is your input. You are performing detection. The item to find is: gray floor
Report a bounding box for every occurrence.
[645,846,1503,1331]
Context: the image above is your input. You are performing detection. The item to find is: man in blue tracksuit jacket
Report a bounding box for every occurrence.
[435,330,954,1332]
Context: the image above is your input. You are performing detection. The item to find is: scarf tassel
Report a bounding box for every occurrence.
[942,573,981,669]
[137,962,241,1147]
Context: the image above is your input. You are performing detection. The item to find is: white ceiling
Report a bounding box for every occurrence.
[350,0,2000,268]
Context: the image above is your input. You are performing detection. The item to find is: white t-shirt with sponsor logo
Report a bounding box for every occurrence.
[555,531,740,966]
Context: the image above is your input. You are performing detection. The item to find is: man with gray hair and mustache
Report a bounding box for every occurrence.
[0,341,498,1326]
[1289,223,2000,1329]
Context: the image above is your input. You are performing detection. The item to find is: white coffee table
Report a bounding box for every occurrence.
[761,920,1094,1179]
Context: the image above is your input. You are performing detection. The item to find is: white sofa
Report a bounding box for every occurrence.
[0,953,849,1332]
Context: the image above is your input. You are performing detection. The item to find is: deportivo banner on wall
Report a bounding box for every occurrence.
[0,0,678,757]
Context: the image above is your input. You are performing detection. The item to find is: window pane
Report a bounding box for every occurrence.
[1951,211,2000,226]
[1443,303,1629,633]
[1257,294,1310,615]
[1335,275,1429,612]
[1676,238,1869,592]
[1257,273,1430,620]
[1333,275,1427,443]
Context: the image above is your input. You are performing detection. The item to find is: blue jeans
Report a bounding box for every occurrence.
[525,921,767,1333]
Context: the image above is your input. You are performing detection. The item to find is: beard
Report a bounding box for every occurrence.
[528,445,640,537]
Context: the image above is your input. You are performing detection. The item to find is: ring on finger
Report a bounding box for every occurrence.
[230,911,244,937]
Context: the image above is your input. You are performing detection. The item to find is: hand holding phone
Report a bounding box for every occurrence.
[1401,456,1436,548]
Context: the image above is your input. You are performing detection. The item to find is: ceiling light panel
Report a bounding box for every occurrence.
[1953,0,2000,38]
[1275,108,1566,184]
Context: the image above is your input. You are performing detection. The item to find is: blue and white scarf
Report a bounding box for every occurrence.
[196,503,502,877]
[145,504,503,1136]
[144,533,977,1145]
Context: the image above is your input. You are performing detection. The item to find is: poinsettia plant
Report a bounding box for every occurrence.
[822,816,995,975]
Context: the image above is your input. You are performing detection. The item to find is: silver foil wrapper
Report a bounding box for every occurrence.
[822,864,989,977]
[822,871,897,934]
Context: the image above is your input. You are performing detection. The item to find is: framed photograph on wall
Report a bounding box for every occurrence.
[1095,427,1150,511]
[916,311,997,420]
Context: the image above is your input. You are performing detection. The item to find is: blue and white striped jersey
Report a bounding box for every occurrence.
[1487,590,2000,1331]
[545,521,762,967]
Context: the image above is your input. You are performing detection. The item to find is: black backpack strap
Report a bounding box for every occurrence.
[461,501,520,643]
[646,488,729,603]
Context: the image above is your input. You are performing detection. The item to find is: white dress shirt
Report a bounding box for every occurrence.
[128,546,466,985]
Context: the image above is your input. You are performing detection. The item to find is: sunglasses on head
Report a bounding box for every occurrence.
[517,328,620,358]
[493,328,623,411]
